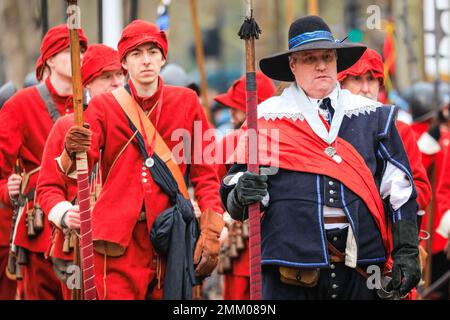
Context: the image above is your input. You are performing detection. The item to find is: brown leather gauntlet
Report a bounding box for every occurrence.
[65,125,91,155]
[59,149,76,175]
[61,124,91,175]
[194,209,224,277]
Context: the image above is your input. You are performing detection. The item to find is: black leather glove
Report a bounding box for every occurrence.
[391,220,421,296]
[226,172,268,221]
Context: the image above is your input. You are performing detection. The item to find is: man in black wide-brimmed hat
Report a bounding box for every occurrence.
[220,16,421,300]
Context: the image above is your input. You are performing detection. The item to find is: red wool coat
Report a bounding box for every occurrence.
[216,130,250,279]
[428,131,450,253]
[215,130,240,182]
[396,121,432,211]
[36,115,78,260]
[0,78,72,253]
[0,205,13,247]
[53,80,223,249]
[411,123,450,253]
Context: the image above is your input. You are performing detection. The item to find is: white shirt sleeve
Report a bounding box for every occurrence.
[380,162,413,211]
[48,201,73,229]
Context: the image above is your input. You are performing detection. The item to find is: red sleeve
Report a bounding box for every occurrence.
[215,131,240,182]
[36,117,77,217]
[436,146,450,215]
[189,95,224,214]
[84,96,107,170]
[215,135,228,182]
[38,97,107,214]
[0,95,24,208]
[0,179,11,207]
[397,122,432,210]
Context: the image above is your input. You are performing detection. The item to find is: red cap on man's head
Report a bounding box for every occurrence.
[118,20,168,62]
[81,44,123,86]
[35,24,88,81]
[337,48,384,86]
[214,71,276,112]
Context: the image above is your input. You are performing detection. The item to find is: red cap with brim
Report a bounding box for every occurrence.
[36,24,88,81]
[337,47,385,86]
[118,20,168,62]
[214,71,276,112]
[81,44,124,86]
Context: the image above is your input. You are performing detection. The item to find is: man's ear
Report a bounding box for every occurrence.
[288,57,296,73]
[46,56,55,69]
[121,60,128,71]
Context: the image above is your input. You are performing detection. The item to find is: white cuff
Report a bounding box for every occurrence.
[417,210,426,217]
[224,171,244,186]
[49,201,73,229]
[436,210,450,239]
[261,193,270,207]
[222,212,234,225]
[223,171,270,207]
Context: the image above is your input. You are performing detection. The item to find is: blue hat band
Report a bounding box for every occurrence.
[288,30,335,50]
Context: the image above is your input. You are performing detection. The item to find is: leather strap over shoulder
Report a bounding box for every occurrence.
[111,87,189,199]
[36,83,61,123]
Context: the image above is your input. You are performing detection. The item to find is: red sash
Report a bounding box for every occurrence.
[227,118,393,267]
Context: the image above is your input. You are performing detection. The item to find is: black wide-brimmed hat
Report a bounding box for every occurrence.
[260,16,367,82]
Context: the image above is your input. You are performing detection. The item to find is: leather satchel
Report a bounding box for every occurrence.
[279,266,320,287]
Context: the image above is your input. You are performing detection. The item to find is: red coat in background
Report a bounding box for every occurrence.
[0,77,72,300]
[396,121,432,212]
[411,122,450,254]
[214,72,276,300]
[436,135,450,239]
[411,121,439,171]
[429,130,450,254]
[215,130,240,180]
[0,204,16,300]
[216,131,250,300]
[37,115,78,260]
[36,115,79,300]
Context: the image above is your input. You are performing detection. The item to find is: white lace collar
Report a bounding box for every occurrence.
[257,83,383,146]
[258,83,382,122]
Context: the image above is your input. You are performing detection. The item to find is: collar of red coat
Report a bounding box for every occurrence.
[45,77,73,109]
[128,78,163,112]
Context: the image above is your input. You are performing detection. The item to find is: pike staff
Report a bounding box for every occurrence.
[67,0,96,300]
[238,0,262,300]
[189,0,212,124]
